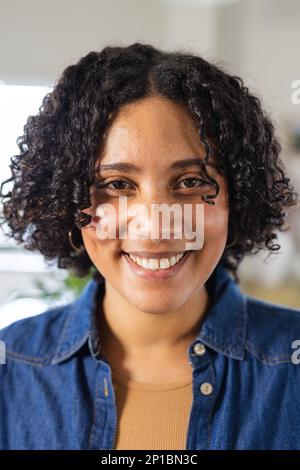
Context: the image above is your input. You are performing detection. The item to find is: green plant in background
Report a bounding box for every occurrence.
[33,269,94,303]
[63,270,93,296]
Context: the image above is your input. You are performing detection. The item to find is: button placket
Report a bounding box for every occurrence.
[186,341,215,450]
[188,341,208,367]
[200,381,214,395]
[193,342,206,356]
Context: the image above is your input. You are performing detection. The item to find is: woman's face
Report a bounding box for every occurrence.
[81,95,229,314]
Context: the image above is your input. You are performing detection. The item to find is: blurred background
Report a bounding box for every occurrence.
[0,0,300,328]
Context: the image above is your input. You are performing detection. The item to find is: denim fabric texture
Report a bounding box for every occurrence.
[1,262,300,450]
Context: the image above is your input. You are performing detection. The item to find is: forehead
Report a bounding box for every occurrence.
[97,96,215,170]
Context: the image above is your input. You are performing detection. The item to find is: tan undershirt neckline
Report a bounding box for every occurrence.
[111,370,193,391]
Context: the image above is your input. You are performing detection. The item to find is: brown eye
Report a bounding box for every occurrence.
[177,177,208,189]
[95,179,132,192]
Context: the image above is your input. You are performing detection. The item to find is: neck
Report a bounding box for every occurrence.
[96,282,211,363]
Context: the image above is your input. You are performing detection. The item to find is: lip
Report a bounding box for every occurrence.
[122,250,192,280]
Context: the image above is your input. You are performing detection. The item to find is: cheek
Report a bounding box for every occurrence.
[200,181,229,248]
[81,226,123,282]
[204,205,228,243]
[80,205,127,280]
[80,213,114,267]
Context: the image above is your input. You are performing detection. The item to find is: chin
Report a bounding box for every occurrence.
[126,293,187,315]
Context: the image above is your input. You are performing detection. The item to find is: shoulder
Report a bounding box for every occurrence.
[245,295,300,364]
[0,303,71,366]
[0,278,100,368]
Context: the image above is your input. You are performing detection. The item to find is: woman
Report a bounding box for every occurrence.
[0,42,299,450]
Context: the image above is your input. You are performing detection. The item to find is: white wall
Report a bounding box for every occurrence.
[0,0,166,86]
[0,0,223,87]
[162,3,218,59]
[215,0,300,122]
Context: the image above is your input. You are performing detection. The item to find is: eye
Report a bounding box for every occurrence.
[176,177,209,189]
[94,179,133,192]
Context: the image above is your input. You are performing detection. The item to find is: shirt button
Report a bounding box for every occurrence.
[193,342,206,356]
[200,382,213,396]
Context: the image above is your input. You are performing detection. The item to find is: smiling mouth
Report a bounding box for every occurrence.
[122,250,191,271]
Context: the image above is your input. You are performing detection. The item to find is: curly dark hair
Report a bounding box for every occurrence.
[0,42,298,285]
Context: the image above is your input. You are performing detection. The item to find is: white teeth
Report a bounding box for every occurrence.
[159,258,170,269]
[170,256,176,266]
[127,252,185,270]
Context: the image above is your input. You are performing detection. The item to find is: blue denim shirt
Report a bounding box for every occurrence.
[1,262,300,450]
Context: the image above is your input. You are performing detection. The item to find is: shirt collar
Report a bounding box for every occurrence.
[51,262,247,365]
[192,263,247,360]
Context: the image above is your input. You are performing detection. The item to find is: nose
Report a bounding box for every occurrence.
[126,199,184,243]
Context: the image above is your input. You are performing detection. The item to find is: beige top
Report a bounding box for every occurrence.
[112,371,193,450]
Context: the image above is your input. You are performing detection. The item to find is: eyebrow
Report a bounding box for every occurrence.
[96,157,213,173]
